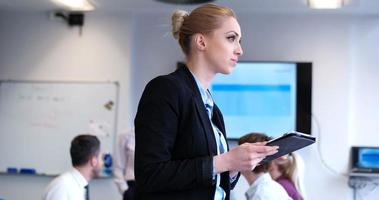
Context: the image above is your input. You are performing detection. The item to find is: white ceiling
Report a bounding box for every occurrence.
[0,0,379,15]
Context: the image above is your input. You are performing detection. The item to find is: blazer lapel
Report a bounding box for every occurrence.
[194,97,217,155]
[177,66,218,155]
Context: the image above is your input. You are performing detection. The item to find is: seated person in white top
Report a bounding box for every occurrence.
[43,134,103,200]
[238,133,292,200]
[113,128,135,200]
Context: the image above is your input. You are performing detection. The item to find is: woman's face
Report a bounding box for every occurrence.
[204,17,243,75]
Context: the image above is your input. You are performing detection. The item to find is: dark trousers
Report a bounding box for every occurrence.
[123,180,135,200]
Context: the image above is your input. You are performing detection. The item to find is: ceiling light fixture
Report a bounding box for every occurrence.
[156,0,214,4]
[308,0,344,9]
[51,0,95,11]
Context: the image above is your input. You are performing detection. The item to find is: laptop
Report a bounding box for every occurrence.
[351,146,379,174]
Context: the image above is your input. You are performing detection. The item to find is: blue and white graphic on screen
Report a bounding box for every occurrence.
[358,148,379,168]
[210,62,297,139]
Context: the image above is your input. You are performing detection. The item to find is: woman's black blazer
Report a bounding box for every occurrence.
[134,65,239,200]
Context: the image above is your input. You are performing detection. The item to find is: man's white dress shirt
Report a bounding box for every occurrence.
[245,173,292,200]
[43,168,88,200]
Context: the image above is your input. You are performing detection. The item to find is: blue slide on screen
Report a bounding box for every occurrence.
[211,62,297,139]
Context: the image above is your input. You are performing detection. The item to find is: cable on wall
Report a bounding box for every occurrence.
[311,113,349,176]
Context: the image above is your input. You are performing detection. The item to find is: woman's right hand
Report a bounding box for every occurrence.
[214,142,278,173]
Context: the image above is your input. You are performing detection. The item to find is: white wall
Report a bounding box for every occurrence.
[350,16,379,146]
[129,12,185,119]
[0,9,378,200]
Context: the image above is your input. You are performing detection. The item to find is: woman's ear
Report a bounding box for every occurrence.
[193,33,206,51]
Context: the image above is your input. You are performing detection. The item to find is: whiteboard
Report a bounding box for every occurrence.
[0,81,119,176]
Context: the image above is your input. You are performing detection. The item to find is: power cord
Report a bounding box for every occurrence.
[311,113,348,176]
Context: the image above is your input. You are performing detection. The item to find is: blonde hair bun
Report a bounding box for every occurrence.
[171,10,189,40]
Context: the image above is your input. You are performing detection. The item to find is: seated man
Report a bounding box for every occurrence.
[238,132,291,200]
[43,134,102,200]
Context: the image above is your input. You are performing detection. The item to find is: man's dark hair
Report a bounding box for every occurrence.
[238,132,272,173]
[70,134,100,167]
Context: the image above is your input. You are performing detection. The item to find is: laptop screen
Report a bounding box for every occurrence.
[352,147,379,170]
[357,148,379,168]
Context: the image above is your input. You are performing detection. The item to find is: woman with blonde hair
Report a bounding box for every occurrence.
[269,152,306,200]
[134,3,278,200]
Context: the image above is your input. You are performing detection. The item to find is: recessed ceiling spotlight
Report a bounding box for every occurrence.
[308,0,345,9]
[51,0,95,11]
